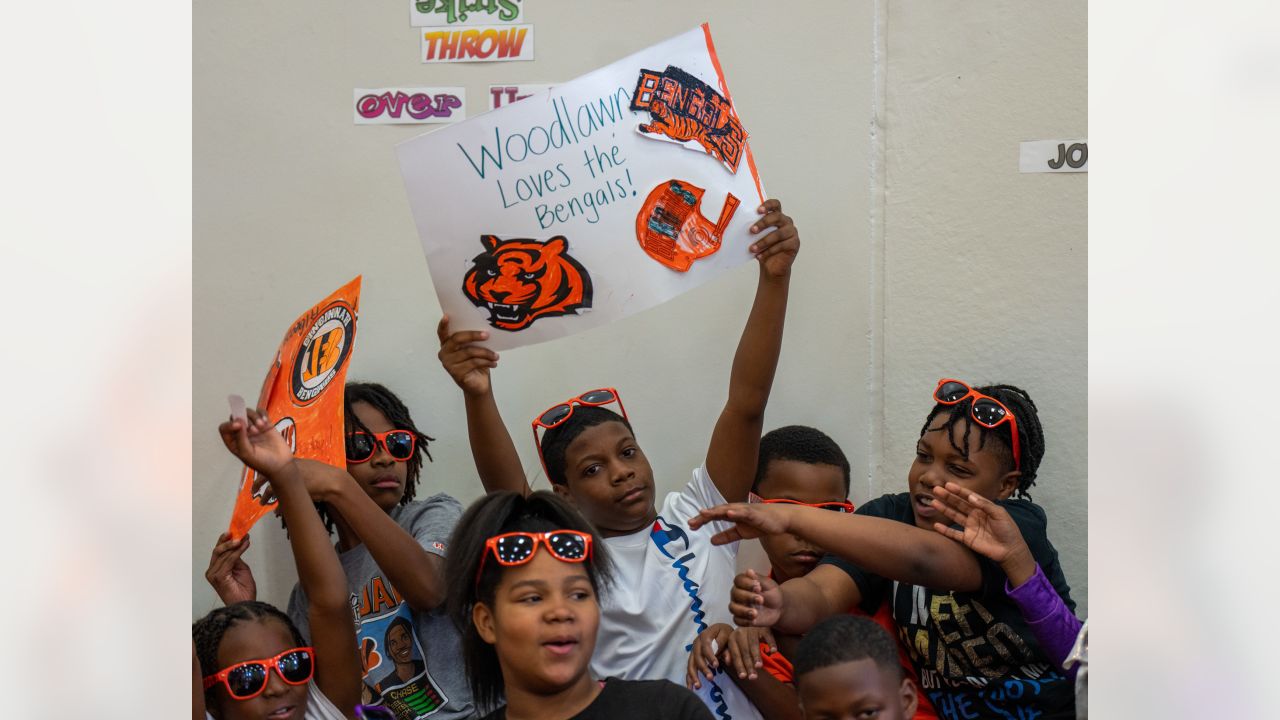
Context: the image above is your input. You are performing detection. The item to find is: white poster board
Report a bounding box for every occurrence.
[397,24,765,350]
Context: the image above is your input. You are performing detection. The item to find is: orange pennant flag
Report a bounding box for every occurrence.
[227,276,362,539]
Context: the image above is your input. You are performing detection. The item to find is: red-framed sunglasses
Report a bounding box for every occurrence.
[475,530,593,587]
[530,388,628,481]
[933,378,1021,470]
[346,429,416,464]
[748,492,854,513]
[202,646,315,700]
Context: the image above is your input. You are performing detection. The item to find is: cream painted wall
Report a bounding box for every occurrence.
[874,1,1088,616]
[193,0,1086,620]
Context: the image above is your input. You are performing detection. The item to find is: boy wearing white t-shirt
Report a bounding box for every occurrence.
[435,199,800,720]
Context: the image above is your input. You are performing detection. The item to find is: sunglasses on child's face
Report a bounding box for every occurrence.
[932,378,1021,471]
[530,388,628,480]
[202,646,315,701]
[475,530,593,587]
[748,492,854,513]
[346,430,416,464]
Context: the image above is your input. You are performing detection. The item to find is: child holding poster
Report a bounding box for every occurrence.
[206,383,474,720]
[436,198,799,720]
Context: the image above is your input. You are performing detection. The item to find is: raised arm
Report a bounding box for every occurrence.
[219,411,362,715]
[437,315,530,495]
[930,482,1082,666]
[705,199,799,502]
[691,502,985,593]
[294,458,449,612]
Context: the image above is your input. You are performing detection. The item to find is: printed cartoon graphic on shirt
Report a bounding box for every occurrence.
[650,516,732,720]
[891,582,1072,720]
[352,575,449,719]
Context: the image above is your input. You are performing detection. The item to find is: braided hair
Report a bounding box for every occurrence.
[918,383,1045,497]
[316,381,435,532]
[192,601,306,709]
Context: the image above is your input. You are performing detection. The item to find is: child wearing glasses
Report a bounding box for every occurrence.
[205,383,473,720]
[195,408,361,720]
[690,381,1079,719]
[436,198,800,720]
[685,426,934,720]
[443,490,714,720]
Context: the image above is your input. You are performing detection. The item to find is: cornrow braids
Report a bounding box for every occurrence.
[918,383,1045,497]
[192,601,306,705]
[312,382,435,533]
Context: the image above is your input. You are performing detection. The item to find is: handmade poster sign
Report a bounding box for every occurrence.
[397,24,764,350]
[226,276,361,539]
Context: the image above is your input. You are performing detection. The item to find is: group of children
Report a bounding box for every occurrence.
[195,199,1084,720]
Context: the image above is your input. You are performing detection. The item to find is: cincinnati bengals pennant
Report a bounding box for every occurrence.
[630,65,747,174]
[226,276,361,539]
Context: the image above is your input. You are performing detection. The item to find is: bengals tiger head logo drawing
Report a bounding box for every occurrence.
[462,235,594,331]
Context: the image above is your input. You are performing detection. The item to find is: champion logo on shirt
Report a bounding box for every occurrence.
[649,515,731,720]
[650,517,689,559]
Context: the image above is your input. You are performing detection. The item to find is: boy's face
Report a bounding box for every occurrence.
[755,460,848,582]
[553,421,656,537]
[908,415,1019,531]
[346,400,409,513]
[797,658,917,720]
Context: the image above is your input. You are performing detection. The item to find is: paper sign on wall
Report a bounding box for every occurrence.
[226,276,361,539]
[1019,139,1088,173]
[354,87,466,125]
[410,0,524,27]
[422,24,534,63]
[397,24,765,351]
[489,84,554,110]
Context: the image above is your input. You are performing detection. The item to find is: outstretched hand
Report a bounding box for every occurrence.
[749,199,799,279]
[689,502,792,545]
[929,482,1035,582]
[437,315,499,398]
[219,407,294,479]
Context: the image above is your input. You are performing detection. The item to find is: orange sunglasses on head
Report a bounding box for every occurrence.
[202,646,315,700]
[932,378,1021,470]
[475,530,593,587]
[748,492,854,513]
[530,388,628,481]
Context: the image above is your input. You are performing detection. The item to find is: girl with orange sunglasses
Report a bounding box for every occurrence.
[444,490,713,720]
[195,409,361,720]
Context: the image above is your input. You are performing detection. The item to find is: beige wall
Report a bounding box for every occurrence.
[194,1,1085,619]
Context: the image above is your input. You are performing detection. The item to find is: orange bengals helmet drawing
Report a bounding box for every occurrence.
[462,235,593,331]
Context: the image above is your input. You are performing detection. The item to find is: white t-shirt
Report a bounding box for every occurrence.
[591,466,762,720]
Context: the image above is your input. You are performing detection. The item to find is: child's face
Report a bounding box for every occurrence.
[908,415,1019,531]
[755,460,848,582]
[211,619,309,720]
[797,659,917,720]
[346,400,409,512]
[554,421,656,536]
[474,550,600,697]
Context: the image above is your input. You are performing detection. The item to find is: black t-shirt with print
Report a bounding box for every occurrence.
[479,678,713,720]
[820,492,1077,720]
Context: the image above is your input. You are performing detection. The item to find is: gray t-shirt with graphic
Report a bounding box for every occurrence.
[288,494,473,720]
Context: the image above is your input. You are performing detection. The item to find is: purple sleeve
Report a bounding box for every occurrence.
[1006,563,1083,673]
